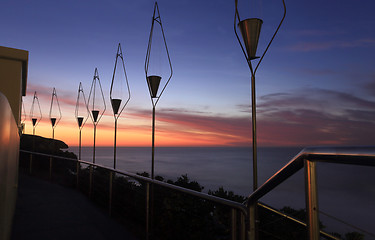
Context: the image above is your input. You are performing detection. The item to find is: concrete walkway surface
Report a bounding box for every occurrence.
[11,174,139,240]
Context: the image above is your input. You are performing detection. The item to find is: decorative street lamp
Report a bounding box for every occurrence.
[29,91,42,174]
[110,43,131,169]
[234,0,286,239]
[87,68,106,198]
[30,91,42,136]
[49,87,62,140]
[108,43,131,215]
[144,3,172,239]
[87,68,106,164]
[145,1,172,180]
[48,87,62,178]
[75,82,89,160]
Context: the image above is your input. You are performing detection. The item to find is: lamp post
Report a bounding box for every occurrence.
[234,0,286,239]
[87,68,106,198]
[108,43,131,216]
[145,3,172,239]
[30,91,42,174]
[75,82,89,160]
[88,68,106,164]
[30,91,42,136]
[110,43,131,170]
[49,87,62,179]
[75,82,89,189]
[145,1,172,180]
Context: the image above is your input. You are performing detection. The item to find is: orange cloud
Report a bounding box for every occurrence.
[23,105,253,147]
[23,83,375,148]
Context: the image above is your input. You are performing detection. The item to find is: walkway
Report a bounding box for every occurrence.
[11,174,139,240]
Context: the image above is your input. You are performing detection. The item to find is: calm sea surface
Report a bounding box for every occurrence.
[68,146,375,237]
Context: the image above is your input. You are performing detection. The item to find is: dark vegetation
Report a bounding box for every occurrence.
[19,135,365,240]
[19,134,77,185]
[20,134,76,158]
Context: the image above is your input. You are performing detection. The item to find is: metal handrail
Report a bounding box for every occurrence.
[247,146,375,204]
[21,147,375,240]
[258,202,340,240]
[247,146,375,239]
[20,149,247,215]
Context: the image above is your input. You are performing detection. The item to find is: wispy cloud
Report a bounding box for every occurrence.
[26,83,51,97]
[299,68,337,76]
[26,83,77,107]
[287,38,375,52]
[24,84,375,147]
[257,88,375,146]
[259,88,375,111]
[293,29,338,37]
[127,87,375,147]
[363,74,375,97]
[128,107,252,146]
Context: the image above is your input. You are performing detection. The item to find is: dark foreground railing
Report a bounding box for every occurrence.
[19,150,247,240]
[19,147,375,240]
[247,146,375,240]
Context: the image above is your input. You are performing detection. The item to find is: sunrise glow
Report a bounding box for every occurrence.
[8,0,375,148]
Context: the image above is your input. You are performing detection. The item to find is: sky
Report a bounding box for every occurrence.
[1,0,375,147]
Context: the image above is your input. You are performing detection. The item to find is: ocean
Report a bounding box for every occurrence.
[69,146,375,237]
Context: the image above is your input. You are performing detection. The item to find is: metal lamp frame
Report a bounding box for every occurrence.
[29,91,42,174]
[30,91,42,135]
[234,0,286,191]
[75,82,89,160]
[145,1,173,109]
[87,67,106,164]
[145,1,173,180]
[144,3,173,239]
[87,68,106,198]
[49,87,62,139]
[110,43,131,169]
[234,0,286,76]
[234,1,286,239]
[48,87,62,179]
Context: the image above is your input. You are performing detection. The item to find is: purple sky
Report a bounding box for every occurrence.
[1,0,375,147]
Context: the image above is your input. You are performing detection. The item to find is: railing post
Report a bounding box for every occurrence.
[89,165,93,198]
[29,153,32,174]
[240,211,246,240]
[76,161,79,189]
[109,171,113,216]
[248,203,257,240]
[304,159,320,240]
[31,130,35,174]
[232,208,237,240]
[49,156,53,179]
[146,182,150,240]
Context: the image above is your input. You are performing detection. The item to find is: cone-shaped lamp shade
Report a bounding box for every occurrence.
[110,44,130,117]
[75,82,89,130]
[92,110,99,123]
[77,117,84,128]
[111,99,122,115]
[147,75,161,98]
[238,18,263,60]
[51,118,56,127]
